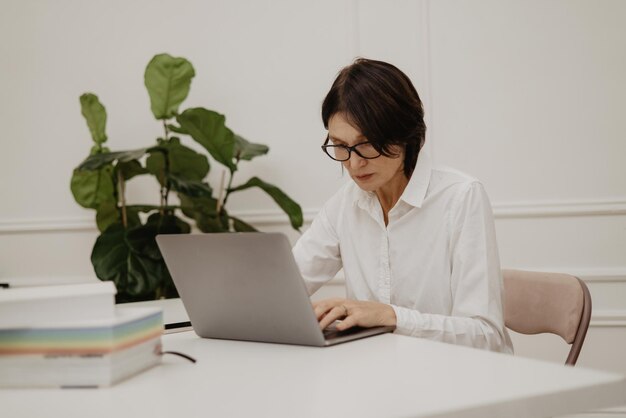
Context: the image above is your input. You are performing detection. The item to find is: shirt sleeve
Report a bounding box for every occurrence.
[391,182,513,353]
[292,204,343,295]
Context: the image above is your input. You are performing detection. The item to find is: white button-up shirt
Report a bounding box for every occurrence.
[293,147,513,353]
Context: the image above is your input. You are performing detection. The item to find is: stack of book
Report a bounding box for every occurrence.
[0,281,163,388]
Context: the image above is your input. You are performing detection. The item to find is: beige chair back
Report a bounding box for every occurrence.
[502,269,592,366]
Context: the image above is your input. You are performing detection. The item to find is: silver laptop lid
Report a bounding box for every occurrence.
[156,233,327,346]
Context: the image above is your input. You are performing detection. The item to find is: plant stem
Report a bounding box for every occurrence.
[215,168,237,231]
[220,157,239,211]
[117,169,128,227]
[216,170,226,213]
[158,127,171,216]
[220,169,238,211]
[159,184,165,216]
[163,120,169,140]
[218,156,241,231]
[163,174,170,209]
[159,169,168,216]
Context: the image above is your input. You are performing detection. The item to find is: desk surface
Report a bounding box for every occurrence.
[2,331,625,418]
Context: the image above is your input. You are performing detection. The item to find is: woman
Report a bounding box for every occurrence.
[293,58,513,353]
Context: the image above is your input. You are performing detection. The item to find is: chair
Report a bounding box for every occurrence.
[502,269,592,366]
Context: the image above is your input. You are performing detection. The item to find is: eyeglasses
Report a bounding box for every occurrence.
[321,136,382,161]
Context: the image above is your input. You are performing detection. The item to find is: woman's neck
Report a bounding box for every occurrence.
[375,171,409,225]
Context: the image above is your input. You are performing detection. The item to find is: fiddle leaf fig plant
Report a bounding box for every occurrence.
[71,53,303,302]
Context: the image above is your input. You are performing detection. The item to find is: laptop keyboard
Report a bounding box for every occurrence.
[323,325,367,340]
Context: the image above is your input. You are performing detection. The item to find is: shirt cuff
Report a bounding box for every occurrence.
[390,304,422,336]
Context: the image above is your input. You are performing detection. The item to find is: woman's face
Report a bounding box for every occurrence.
[327,113,405,193]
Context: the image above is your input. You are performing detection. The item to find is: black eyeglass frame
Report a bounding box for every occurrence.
[321,136,382,161]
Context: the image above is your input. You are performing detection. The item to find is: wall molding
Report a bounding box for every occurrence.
[590,310,626,327]
[1,199,625,234]
[0,217,97,234]
[0,209,319,234]
[560,268,626,283]
[493,200,626,219]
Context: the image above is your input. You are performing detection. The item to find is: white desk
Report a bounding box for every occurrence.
[2,330,625,418]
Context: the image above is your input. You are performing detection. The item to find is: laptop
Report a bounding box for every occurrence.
[156,232,394,346]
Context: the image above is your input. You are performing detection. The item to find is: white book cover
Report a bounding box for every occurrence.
[0,281,117,328]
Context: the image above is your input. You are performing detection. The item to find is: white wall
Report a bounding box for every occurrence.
[0,0,357,277]
[426,0,626,380]
[1,0,625,393]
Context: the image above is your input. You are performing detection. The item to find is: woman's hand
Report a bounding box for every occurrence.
[312,298,397,331]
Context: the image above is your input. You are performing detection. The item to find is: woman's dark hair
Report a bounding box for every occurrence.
[322,58,426,178]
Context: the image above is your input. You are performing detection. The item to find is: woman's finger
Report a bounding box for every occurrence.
[319,305,346,330]
[336,314,357,331]
[313,299,345,320]
[313,302,333,320]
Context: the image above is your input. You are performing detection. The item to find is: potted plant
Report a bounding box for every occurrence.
[70,53,302,303]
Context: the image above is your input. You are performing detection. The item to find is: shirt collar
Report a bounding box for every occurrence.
[399,145,432,208]
[355,145,433,210]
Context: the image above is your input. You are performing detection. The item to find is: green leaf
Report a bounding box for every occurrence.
[116,160,148,181]
[91,223,129,285]
[126,254,166,297]
[149,212,191,234]
[90,223,161,298]
[229,177,303,231]
[96,200,120,232]
[196,216,226,233]
[144,54,195,120]
[169,215,192,234]
[90,145,110,155]
[91,215,190,300]
[126,222,162,260]
[145,138,209,184]
[70,165,116,209]
[234,135,269,161]
[177,108,236,171]
[168,145,210,180]
[80,93,107,144]
[125,206,143,228]
[78,148,151,171]
[179,194,217,218]
[178,194,225,232]
[167,123,188,135]
[127,213,191,260]
[145,151,166,184]
[168,174,213,198]
[125,205,178,229]
[231,216,258,232]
